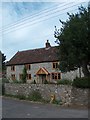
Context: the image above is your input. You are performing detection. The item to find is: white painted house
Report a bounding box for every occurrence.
[6,40,81,83]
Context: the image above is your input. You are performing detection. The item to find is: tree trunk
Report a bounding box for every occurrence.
[82,62,90,77]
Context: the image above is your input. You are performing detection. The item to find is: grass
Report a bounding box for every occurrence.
[4,93,62,105]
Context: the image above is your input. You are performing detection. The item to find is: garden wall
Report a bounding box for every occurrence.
[4,83,89,106]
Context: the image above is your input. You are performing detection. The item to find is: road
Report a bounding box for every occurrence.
[2,97,88,118]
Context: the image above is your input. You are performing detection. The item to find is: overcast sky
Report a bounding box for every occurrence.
[0,0,89,61]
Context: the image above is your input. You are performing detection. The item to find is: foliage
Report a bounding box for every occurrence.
[22,67,27,83]
[44,79,49,84]
[2,78,9,84]
[33,80,36,84]
[4,93,26,100]
[12,79,23,84]
[72,77,90,88]
[57,79,72,85]
[28,90,42,101]
[30,80,36,84]
[54,6,90,77]
[2,52,6,72]
[52,100,62,105]
[16,94,26,100]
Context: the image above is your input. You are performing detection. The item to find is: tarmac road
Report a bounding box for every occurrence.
[2,97,88,118]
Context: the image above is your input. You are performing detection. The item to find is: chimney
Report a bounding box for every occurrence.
[45,40,51,48]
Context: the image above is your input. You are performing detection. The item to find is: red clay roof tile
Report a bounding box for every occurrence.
[6,46,58,66]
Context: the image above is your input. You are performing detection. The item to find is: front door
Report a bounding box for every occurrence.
[39,74,46,84]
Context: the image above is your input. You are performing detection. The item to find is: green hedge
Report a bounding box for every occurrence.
[72,77,90,88]
[57,79,72,85]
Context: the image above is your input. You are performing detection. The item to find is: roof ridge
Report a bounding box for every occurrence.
[18,46,56,53]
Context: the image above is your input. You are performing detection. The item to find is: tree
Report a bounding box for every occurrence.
[2,53,6,72]
[0,51,6,72]
[54,5,90,77]
[22,67,27,83]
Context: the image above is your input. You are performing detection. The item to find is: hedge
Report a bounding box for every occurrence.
[72,77,90,88]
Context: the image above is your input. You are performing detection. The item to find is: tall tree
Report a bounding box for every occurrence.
[54,5,90,77]
[0,51,6,72]
[2,53,6,72]
[22,66,27,83]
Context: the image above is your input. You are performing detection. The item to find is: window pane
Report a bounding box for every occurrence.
[52,73,54,79]
[27,74,31,80]
[11,74,15,80]
[11,66,15,71]
[25,64,31,70]
[58,73,61,79]
[56,63,58,68]
[55,73,57,79]
[53,63,55,68]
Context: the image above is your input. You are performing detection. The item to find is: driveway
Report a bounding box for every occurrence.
[2,97,88,118]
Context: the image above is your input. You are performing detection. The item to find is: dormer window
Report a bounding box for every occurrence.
[11,66,15,71]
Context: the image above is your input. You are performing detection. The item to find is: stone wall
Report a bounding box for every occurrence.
[4,83,89,106]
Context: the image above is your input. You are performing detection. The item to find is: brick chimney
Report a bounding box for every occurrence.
[45,40,51,48]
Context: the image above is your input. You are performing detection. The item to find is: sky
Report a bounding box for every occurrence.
[0,0,89,61]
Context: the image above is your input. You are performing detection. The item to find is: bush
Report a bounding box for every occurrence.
[22,67,27,83]
[72,77,90,88]
[30,80,36,84]
[28,90,42,101]
[44,80,49,84]
[2,78,9,84]
[57,79,72,85]
[12,80,23,84]
[16,94,26,100]
[52,100,62,105]
[33,80,36,84]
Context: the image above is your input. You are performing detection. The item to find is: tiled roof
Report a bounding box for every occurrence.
[6,46,58,66]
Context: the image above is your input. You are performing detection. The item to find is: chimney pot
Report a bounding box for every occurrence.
[45,40,51,48]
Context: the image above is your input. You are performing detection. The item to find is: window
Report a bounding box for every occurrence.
[52,62,58,69]
[27,74,31,80]
[11,74,15,80]
[19,74,23,80]
[11,66,15,71]
[52,73,61,80]
[52,73,54,79]
[25,64,31,70]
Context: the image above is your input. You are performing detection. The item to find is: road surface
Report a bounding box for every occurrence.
[2,97,88,118]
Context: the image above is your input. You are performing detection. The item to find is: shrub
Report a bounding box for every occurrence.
[57,79,72,85]
[33,80,36,84]
[52,100,62,105]
[28,90,42,101]
[12,80,23,84]
[30,80,36,84]
[16,94,26,100]
[2,78,9,84]
[72,77,90,88]
[22,67,27,83]
[44,80,49,84]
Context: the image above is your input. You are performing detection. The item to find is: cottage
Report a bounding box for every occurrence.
[6,40,81,83]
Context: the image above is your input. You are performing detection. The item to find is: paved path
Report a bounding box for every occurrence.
[2,97,88,118]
